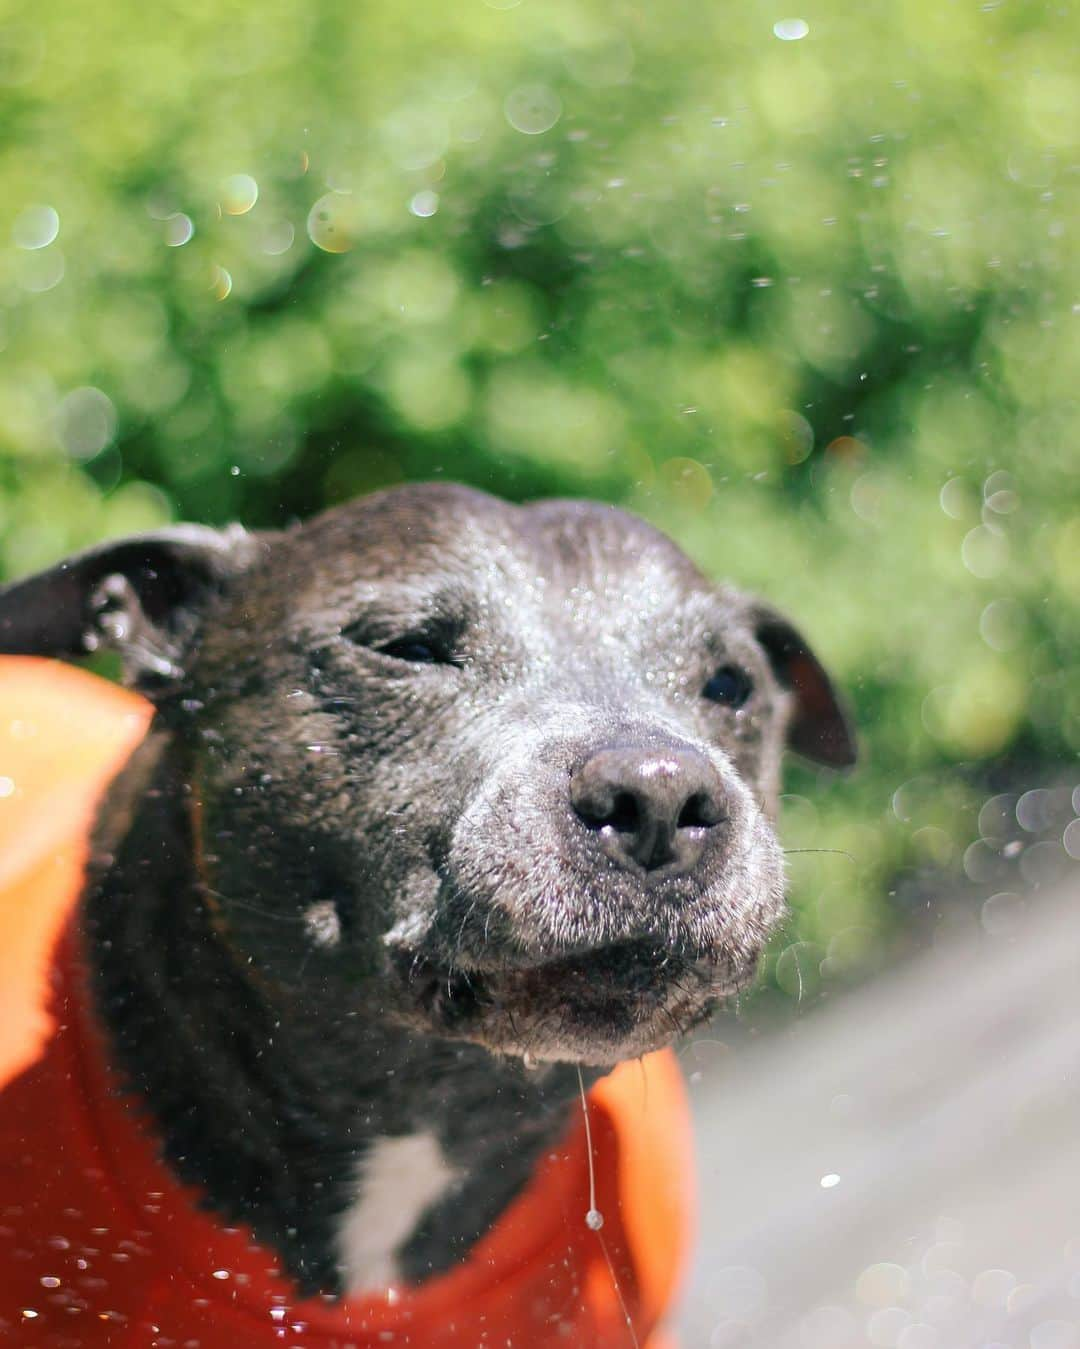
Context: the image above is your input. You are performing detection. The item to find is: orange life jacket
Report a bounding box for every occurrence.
[0,658,691,1348]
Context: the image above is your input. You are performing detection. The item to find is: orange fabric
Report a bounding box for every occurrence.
[0,658,152,1090]
[0,658,692,1347]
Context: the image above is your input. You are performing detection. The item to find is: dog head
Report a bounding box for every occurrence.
[0,483,854,1066]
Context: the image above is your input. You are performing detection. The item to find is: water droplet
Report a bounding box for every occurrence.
[585,1208,604,1230]
[820,1173,840,1188]
[773,17,810,40]
[0,776,14,797]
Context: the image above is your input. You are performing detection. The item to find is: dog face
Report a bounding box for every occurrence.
[0,483,854,1067]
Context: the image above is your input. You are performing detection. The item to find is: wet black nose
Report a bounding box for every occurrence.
[570,746,727,875]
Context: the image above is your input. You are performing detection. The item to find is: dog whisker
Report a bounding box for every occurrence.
[782,846,858,863]
[201,886,307,924]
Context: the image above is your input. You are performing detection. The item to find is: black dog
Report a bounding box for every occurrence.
[0,483,853,1299]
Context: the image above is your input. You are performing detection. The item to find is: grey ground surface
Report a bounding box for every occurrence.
[677,875,1080,1349]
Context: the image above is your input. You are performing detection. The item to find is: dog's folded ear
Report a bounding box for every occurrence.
[0,525,260,693]
[752,606,857,769]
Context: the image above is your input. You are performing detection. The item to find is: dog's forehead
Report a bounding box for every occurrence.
[280,483,714,612]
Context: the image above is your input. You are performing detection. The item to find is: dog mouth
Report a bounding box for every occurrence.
[393,938,738,1065]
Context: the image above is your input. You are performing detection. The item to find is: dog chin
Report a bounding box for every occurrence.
[394,940,751,1067]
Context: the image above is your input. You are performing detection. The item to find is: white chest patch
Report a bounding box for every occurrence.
[337,1130,460,1295]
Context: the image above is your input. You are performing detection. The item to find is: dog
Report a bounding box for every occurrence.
[0,483,853,1344]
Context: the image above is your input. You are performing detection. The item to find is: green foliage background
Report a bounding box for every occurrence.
[2,0,1077,1006]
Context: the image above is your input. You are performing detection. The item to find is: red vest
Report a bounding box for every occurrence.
[0,659,691,1348]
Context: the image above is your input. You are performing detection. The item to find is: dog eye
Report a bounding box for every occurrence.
[376,636,458,666]
[702,665,753,709]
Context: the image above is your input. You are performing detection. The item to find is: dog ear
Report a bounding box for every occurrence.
[0,524,260,692]
[752,606,857,768]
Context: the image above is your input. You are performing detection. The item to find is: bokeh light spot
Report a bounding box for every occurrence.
[961,525,1008,579]
[55,387,117,461]
[504,84,562,135]
[163,213,194,247]
[409,189,439,218]
[658,457,712,510]
[971,1268,1016,1309]
[773,18,810,40]
[18,248,64,292]
[777,410,814,464]
[258,219,295,255]
[980,892,1025,938]
[382,106,449,170]
[222,173,259,215]
[824,435,867,464]
[775,941,823,999]
[13,204,59,249]
[897,1325,939,1349]
[856,1263,911,1308]
[1030,1321,1080,1349]
[868,1306,912,1346]
[939,476,973,521]
[307,193,358,253]
[211,265,233,300]
[979,598,1026,652]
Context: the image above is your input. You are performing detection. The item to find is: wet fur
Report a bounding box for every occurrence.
[0,483,854,1296]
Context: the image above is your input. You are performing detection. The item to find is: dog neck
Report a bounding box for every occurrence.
[83,730,589,1298]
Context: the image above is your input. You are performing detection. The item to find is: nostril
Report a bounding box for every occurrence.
[677,791,724,830]
[607,792,640,834]
[577,789,641,834]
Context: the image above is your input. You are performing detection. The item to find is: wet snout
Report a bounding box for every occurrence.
[570,744,728,877]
